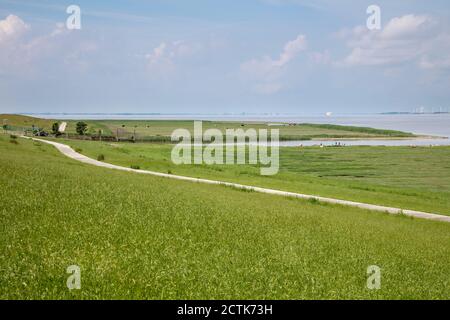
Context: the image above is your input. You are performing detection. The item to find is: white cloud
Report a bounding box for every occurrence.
[0,14,94,76]
[381,14,432,39]
[24,22,69,54]
[274,34,307,67]
[0,14,29,43]
[0,15,31,73]
[339,14,450,69]
[145,40,200,71]
[242,34,306,71]
[146,42,168,66]
[240,34,307,94]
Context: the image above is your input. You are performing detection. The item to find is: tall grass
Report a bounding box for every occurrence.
[1,134,450,299]
[63,139,450,216]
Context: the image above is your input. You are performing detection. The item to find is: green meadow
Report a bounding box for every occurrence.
[1,133,450,299]
[62,139,450,216]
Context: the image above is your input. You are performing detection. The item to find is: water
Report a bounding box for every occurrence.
[30,113,450,146]
[277,138,450,147]
[268,113,450,146]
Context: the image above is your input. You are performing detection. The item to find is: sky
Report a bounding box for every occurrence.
[0,0,449,114]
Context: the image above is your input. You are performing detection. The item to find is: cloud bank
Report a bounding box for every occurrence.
[339,14,450,70]
[240,34,307,94]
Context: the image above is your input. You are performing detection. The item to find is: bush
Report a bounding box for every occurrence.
[10,134,17,139]
[76,122,88,135]
[167,169,172,174]
[52,122,61,136]
[74,148,83,153]
[9,139,18,145]
[97,154,105,161]
[130,164,140,170]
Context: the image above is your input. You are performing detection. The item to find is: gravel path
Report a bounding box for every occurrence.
[27,137,450,223]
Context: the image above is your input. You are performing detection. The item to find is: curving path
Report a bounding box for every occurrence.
[26,137,450,223]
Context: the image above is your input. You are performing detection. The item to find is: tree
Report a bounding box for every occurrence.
[76,122,88,135]
[52,122,61,136]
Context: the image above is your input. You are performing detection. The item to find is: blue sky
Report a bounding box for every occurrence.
[0,0,449,114]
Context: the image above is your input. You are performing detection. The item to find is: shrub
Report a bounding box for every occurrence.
[167,169,172,174]
[52,122,61,136]
[9,139,18,144]
[130,164,140,170]
[76,122,88,135]
[97,154,105,161]
[74,148,83,153]
[10,134,17,139]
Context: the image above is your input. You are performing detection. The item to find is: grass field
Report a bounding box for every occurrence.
[1,133,450,299]
[60,139,450,216]
[0,114,416,141]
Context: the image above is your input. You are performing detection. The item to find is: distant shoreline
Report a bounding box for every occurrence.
[314,135,449,141]
[16,111,450,118]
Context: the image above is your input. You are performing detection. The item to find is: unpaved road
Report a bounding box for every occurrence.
[26,137,450,223]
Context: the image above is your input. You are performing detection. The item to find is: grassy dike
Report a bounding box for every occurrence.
[1,134,450,299]
[61,139,450,216]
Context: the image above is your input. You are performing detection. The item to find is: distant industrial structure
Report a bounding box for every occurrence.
[413,106,450,114]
